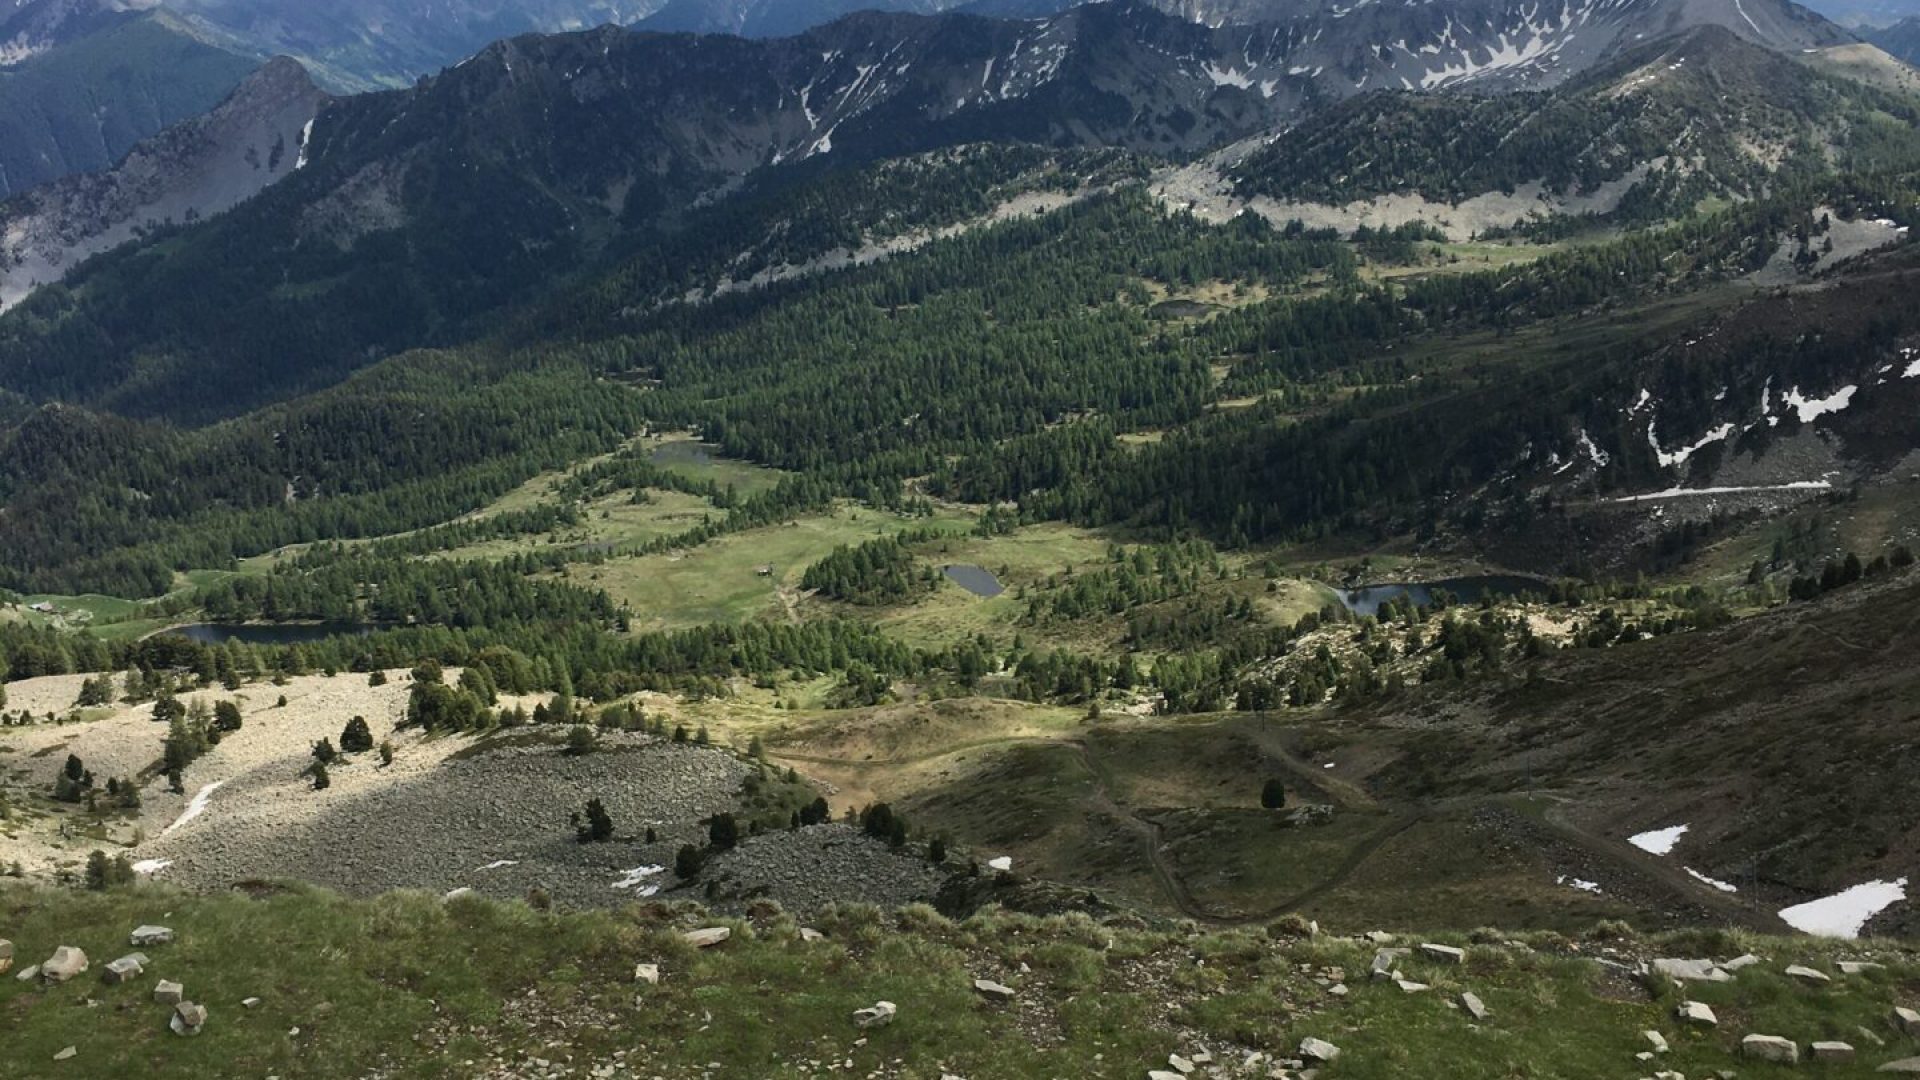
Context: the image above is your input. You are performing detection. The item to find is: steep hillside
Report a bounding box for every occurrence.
[0,56,325,311]
[0,3,259,197]
[1870,12,1920,57]
[1233,27,1920,216]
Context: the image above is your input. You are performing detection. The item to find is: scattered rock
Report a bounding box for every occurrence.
[986,857,1012,872]
[1395,978,1431,993]
[1147,1073,1185,1080]
[1419,943,1466,965]
[1812,1042,1856,1063]
[1894,1006,1920,1037]
[1839,961,1885,975]
[0,938,12,975]
[852,1001,896,1029]
[40,946,88,983]
[973,979,1015,1002]
[1460,991,1489,1021]
[15,964,39,982]
[1677,1001,1718,1027]
[682,927,730,949]
[1742,1034,1799,1064]
[1364,931,1395,944]
[1653,958,1730,983]
[1370,948,1407,980]
[1879,1057,1920,1073]
[1722,953,1762,971]
[1167,1053,1195,1074]
[130,926,175,947]
[171,1001,208,1037]
[1644,1030,1670,1054]
[1298,1038,1341,1063]
[154,980,184,1005]
[242,997,263,1009]
[1328,983,1349,997]
[1785,964,1831,984]
[799,928,825,943]
[52,1047,76,1062]
[634,963,659,985]
[102,955,144,984]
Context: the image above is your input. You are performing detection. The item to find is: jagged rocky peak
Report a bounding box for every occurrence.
[0,54,326,310]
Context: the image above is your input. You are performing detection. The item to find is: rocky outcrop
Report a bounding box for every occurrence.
[0,55,326,310]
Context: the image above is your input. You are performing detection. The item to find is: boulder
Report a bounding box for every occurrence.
[53,1047,76,1062]
[633,963,660,986]
[1298,1037,1341,1063]
[1722,953,1763,971]
[1370,948,1407,979]
[1742,1034,1799,1064]
[129,926,174,947]
[1459,991,1489,1021]
[682,927,730,949]
[1812,1042,1856,1063]
[1167,1054,1194,1074]
[15,964,39,982]
[1644,1030,1670,1054]
[1652,958,1730,983]
[986,857,1013,872]
[852,1001,896,1029]
[1785,964,1831,984]
[0,938,12,975]
[1894,1006,1920,1036]
[973,979,1016,1002]
[1879,1058,1920,1073]
[242,997,262,1009]
[1364,931,1396,944]
[40,946,88,983]
[1419,943,1466,965]
[1395,978,1431,993]
[153,980,184,1005]
[1839,961,1885,975]
[102,955,144,984]
[799,928,825,943]
[171,1001,208,1037]
[1677,1001,1718,1027]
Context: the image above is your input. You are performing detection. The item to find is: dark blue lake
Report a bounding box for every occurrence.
[1333,575,1544,617]
[943,564,1006,598]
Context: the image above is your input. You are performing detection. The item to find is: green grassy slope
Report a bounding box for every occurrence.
[1,883,1917,1078]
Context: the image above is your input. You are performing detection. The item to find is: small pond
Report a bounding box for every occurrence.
[649,440,714,467]
[166,623,376,647]
[1332,575,1545,618]
[943,564,1006,598]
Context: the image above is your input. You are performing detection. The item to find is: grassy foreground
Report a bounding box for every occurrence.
[2,885,1918,1078]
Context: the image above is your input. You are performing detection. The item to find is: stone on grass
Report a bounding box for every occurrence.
[0,938,12,975]
[682,927,730,949]
[1894,1006,1920,1036]
[15,964,39,982]
[1879,1057,1920,1073]
[1644,1030,1670,1054]
[1721,953,1762,971]
[1459,991,1489,1021]
[1395,978,1431,993]
[1653,958,1730,983]
[102,955,144,984]
[1166,1054,1194,1074]
[154,980,184,1006]
[171,1001,208,1037]
[973,979,1016,1002]
[1364,931,1395,944]
[1419,943,1466,965]
[130,926,174,947]
[852,1001,896,1029]
[799,928,825,943]
[242,997,262,1009]
[1811,1042,1856,1063]
[1677,1001,1718,1027]
[1742,1034,1799,1064]
[1839,961,1885,975]
[40,946,88,983]
[1298,1037,1341,1063]
[1148,1073,1185,1080]
[633,963,659,986]
[53,1047,76,1062]
[1370,948,1407,979]
[1785,964,1831,984]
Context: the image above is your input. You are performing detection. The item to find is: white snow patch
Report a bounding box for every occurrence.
[1578,429,1610,469]
[987,856,1013,872]
[1648,419,1734,469]
[1780,384,1857,424]
[1778,878,1907,939]
[295,119,315,170]
[1629,824,1689,855]
[162,781,226,838]
[1627,388,1653,415]
[444,886,475,899]
[1205,64,1254,90]
[1685,867,1739,893]
[1611,481,1832,503]
[1557,874,1602,893]
[476,859,520,872]
[612,864,665,894]
[131,859,173,876]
